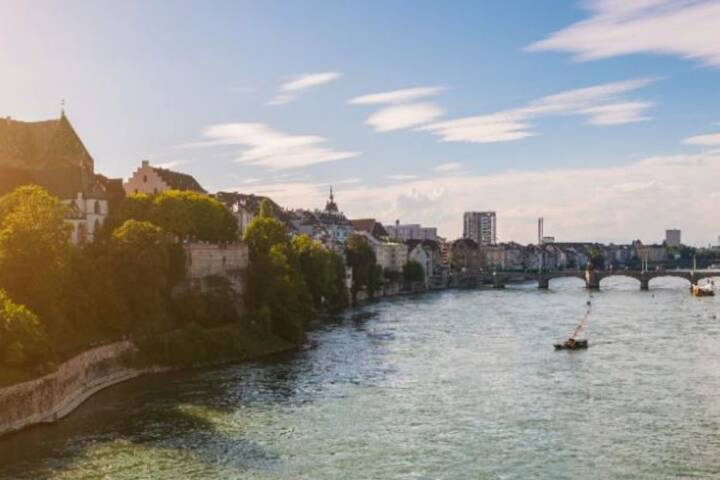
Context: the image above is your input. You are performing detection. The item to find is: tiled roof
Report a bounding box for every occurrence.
[350,218,388,238]
[0,114,122,198]
[0,114,94,174]
[153,167,206,193]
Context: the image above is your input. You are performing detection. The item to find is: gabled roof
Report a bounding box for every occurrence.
[0,113,94,174]
[153,167,205,193]
[350,218,388,239]
[0,113,124,199]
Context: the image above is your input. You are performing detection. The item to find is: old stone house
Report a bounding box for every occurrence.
[124,160,206,196]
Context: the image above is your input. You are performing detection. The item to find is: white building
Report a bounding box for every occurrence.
[124,160,206,196]
[62,192,109,244]
[463,211,497,246]
[665,229,682,247]
[356,231,408,272]
[384,223,438,241]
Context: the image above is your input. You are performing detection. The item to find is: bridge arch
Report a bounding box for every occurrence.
[647,275,693,288]
[543,274,586,289]
[598,273,642,289]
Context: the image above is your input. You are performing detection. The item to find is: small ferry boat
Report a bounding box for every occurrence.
[555,299,591,351]
[692,283,715,297]
[554,339,588,350]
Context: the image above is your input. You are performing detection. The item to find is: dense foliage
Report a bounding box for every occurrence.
[243,200,349,344]
[0,290,49,368]
[0,187,354,385]
[108,190,238,243]
[0,186,71,327]
[402,260,425,283]
[346,234,382,303]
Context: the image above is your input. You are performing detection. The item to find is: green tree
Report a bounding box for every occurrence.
[151,190,237,242]
[402,260,425,284]
[346,234,381,302]
[0,185,71,327]
[292,235,348,311]
[109,220,183,331]
[0,289,50,367]
[243,211,312,344]
[108,190,238,243]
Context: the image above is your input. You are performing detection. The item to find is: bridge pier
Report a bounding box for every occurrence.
[585,270,600,290]
[538,276,549,289]
[493,273,505,289]
[640,277,649,290]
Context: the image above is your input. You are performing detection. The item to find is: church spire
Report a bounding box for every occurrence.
[325,185,339,213]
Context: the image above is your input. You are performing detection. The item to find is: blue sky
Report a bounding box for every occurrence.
[1,0,719,244]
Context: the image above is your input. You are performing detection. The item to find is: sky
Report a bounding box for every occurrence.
[1,0,719,245]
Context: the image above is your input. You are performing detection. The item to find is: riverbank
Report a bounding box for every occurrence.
[0,326,296,438]
[0,280,486,438]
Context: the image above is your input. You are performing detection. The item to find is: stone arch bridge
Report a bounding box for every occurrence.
[453,269,720,290]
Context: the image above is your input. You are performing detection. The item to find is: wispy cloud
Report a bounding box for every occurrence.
[245,149,720,245]
[366,103,444,132]
[154,160,188,170]
[421,78,655,143]
[350,85,446,133]
[189,123,359,170]
[349,86,445,105]
[434,162,463,172]
[387,174,420,181]
[683,132,720,146]
[268,71,342,106]
[527,0,720,68]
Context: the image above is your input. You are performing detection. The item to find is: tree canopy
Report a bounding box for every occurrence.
[108,190,238,243]
[0,185,71,324]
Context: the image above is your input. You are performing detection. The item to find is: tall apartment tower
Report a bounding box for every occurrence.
[665,229,682,247]
[463,211,497,246]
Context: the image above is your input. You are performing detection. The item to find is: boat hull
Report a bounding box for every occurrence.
[554,339,588,350]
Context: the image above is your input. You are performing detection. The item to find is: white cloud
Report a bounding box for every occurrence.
[434,162,463,172]
[683,132,720,146]
[421,78,655,143]
[281,72,342,92]
[154,160,188,170]
[366,103,444,132]
[268,72,342,106]
[387,174,420,181]
[349,86,445,105]
[238,150,720,245]
[193,123,359,170]
[580,101,655,125]
[267,94,294,106]
[527,0,720,68]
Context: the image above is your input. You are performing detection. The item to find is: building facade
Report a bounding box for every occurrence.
[384,223,438,241]
[124,160,206,196]
[0,112,124,244]
[463,211,497,246]
[665,229,682,247]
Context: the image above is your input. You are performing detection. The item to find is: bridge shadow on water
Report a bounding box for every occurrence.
[0,309,390,480]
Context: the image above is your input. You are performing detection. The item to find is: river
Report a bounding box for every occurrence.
[1,277,719,479]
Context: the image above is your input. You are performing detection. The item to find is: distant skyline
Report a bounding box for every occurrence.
[1,0,719,245]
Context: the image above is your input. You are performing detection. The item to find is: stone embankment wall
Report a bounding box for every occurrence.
[0,341,143,436]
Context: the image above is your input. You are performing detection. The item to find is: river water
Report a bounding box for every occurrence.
[1,277,720,479]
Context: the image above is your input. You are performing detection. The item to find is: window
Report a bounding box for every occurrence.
[94,200,101,215]
[143,175,148,183]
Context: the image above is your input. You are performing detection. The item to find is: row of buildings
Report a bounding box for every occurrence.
[1,113,714,293]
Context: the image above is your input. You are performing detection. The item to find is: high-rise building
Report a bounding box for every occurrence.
[665,229,682,247]
[463,211,496,246]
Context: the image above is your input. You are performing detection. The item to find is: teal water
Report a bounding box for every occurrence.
[1,277,720,479]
